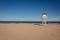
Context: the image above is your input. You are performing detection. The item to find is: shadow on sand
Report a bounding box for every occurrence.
[34,24,43,26]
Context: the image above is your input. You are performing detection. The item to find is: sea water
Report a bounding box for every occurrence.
[0,21,60,24]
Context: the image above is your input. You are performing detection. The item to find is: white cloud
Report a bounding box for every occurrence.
[0,17,35,21]
[0,17,60,21]
[48,17,60,21]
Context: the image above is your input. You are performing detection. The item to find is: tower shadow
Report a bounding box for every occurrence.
[34,24,43,26]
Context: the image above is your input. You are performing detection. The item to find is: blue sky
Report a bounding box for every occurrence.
[0,0,60,21]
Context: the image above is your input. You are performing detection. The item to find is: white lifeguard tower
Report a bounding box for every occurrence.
[42,13,47,24]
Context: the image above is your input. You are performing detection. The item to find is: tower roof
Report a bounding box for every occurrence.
[42,13,47,15]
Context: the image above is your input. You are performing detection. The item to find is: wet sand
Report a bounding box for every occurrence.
[0,24,60,40]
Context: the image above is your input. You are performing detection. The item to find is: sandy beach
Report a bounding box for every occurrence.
[0,24,60,40]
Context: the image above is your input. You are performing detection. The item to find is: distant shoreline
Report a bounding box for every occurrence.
[0,21,60,24]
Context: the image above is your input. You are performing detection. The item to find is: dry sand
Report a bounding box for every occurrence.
[0,24,60,40]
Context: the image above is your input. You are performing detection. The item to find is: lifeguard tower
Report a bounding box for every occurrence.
[42,13,47,24]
